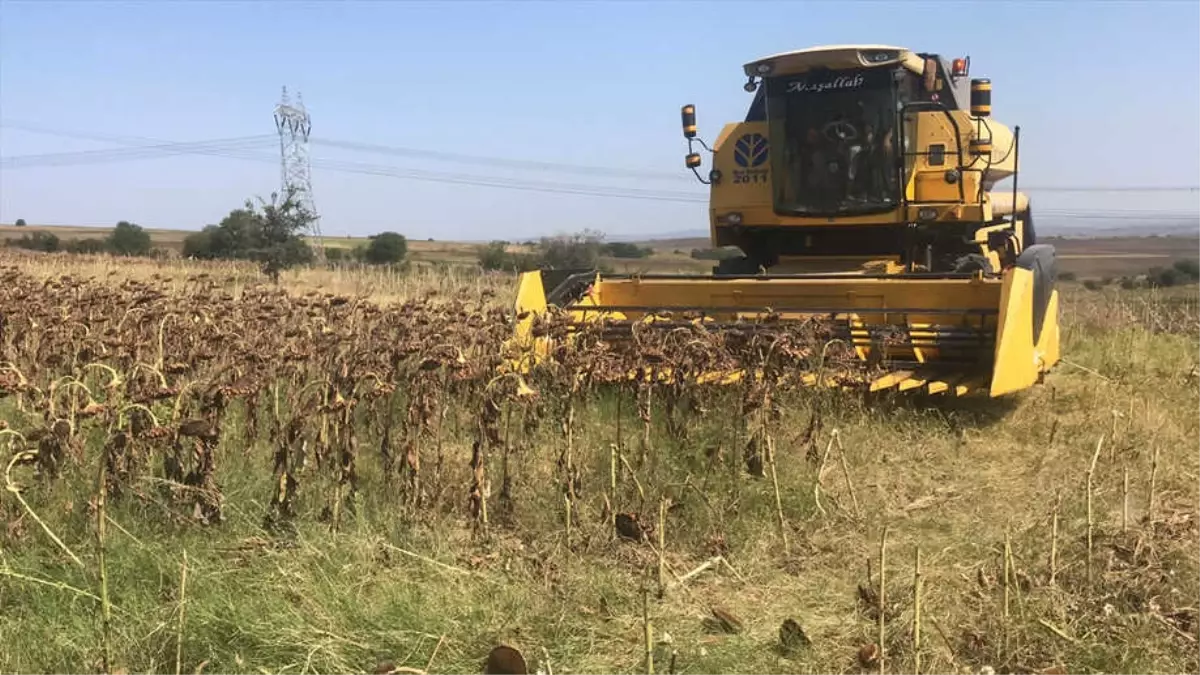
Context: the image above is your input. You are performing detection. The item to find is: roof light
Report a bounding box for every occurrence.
[952,57,969,78]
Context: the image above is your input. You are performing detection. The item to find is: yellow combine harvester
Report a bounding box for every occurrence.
[510,44,1060,397]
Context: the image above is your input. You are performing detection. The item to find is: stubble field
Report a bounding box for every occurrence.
[0,248,1197,675]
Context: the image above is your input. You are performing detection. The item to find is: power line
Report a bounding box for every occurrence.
[0,120,279,167]
[0,122,711,203]
[3,120,1199,209]
[2,118,693,182]
[307,155,708,202]
[311,137,693,182]
[0,137,278,168]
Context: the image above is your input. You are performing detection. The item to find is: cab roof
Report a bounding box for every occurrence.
[743,44,925,78]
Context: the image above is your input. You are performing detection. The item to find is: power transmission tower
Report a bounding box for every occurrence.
[274,86,323,256]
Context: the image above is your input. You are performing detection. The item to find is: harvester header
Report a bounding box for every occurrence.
[509,44,1060,398]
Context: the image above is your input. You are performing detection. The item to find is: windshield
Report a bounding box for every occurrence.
[765,67,901,216]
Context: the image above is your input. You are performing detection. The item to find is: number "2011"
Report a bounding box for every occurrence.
[733,171,768,184]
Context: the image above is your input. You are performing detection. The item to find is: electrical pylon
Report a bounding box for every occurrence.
[274,86,323,256]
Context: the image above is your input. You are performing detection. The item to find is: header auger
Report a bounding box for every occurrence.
[507,44,1060,398]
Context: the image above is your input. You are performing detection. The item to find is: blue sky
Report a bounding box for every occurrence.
[1,0,1198,241]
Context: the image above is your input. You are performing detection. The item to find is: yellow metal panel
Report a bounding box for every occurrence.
[591,276,1001,316]
[898,373,929,391]
[712,123,743,153]
[710,121,773,209]
[988,267,1039,397]
[870,370,915,391]
[1036,291,1061,371]
[915,172,964,202]
[512,271,547,345]
[954,376,987,397]
[927,374,962,395]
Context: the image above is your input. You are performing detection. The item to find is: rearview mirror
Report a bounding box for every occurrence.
[681,104,697,139]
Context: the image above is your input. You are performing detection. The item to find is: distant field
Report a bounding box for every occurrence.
[631,234,1200,279]
[1,223,1196,278]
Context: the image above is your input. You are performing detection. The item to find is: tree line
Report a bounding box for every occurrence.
[476,230,657,272]
[7,189,410,281]
[11,193,669,278]
[6,220,155,257]
[1076,259,1200,290]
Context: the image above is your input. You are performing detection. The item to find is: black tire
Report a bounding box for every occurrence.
[953,253,994,275]
[1016,244,1057,344]
[713,256,762,276]
[1020,204,1037,246]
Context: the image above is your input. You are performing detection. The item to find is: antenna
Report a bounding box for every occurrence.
[274,86,323,257]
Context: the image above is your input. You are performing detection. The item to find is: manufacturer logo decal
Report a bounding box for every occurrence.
[733,133,769,168]
[786,73,865,94]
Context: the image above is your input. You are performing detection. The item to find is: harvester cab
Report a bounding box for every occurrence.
[510,44,1060,398]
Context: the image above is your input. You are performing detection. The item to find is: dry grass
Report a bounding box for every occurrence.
[1,248,513,306]
[0,249,1196,675]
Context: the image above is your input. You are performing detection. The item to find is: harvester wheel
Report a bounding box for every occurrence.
[953,253,993,275]
[714,256,762,276]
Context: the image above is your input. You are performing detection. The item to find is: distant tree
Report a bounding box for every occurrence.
[250,189,316,281]
[181,227,216,259]
[324,246,349,263]
[1172,259,1200,281]
[181,209,259,260]
[107,220,152,256]
[690,247,740,261]
[14,218,26,227]
[1147,266,1181,288]
[9,231,60,252]
[536,230,605,269]
[224,209,266,254]
[67,238,107,254]
[602,242,652,259]
[478,240,532,272]
[477,241,508,271]
[476,232,618,272]
[179,189,315,279]
[364,231,408,265]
